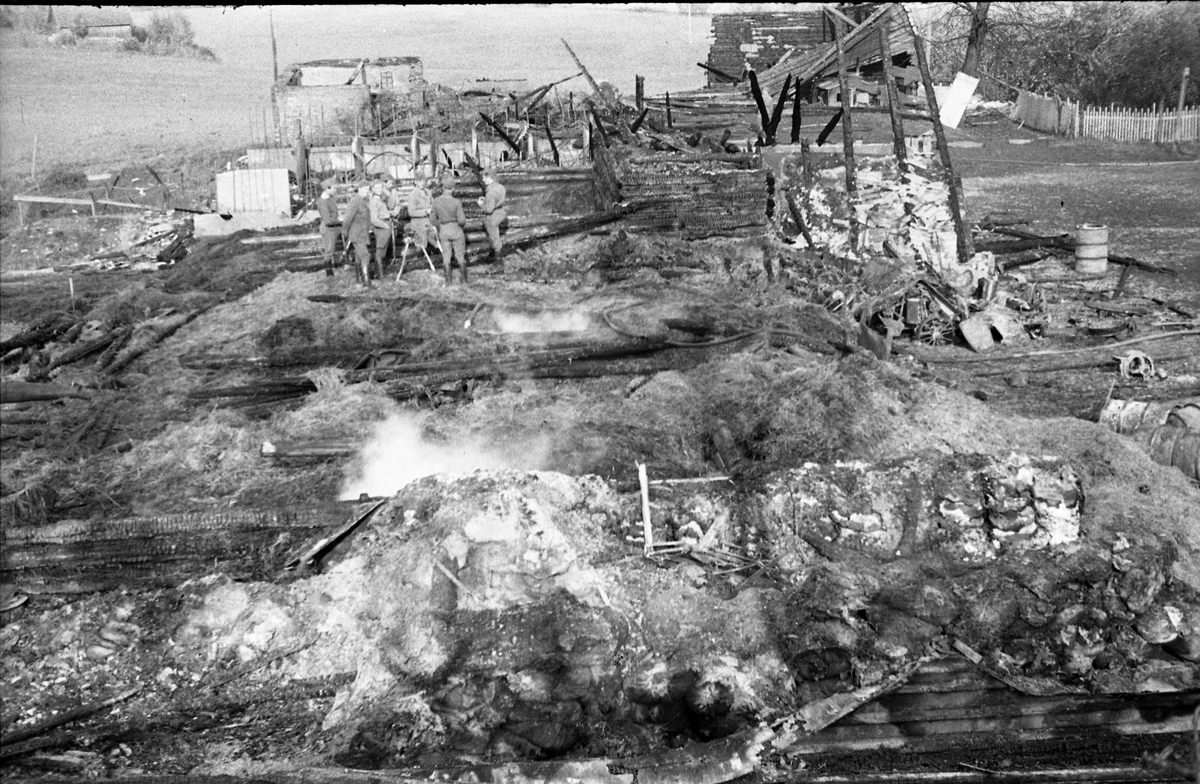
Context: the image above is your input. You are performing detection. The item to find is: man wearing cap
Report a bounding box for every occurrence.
[405,176,437,258]
[369,181,395,281]
[341,184,372,286]
[477,169,508,261]
[432,176,468,284]
[316,185,341,277]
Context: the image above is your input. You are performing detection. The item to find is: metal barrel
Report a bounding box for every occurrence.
[1075,224,1108,274]
[1143,425,1200,481]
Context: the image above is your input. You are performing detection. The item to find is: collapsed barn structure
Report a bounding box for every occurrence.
[2,3,1199,782]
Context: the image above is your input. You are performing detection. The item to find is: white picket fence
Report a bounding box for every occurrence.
[1078,105,1200,143]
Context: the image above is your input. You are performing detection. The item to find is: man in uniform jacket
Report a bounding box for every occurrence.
[432,175,468,284]
[405,176,438,261]
[477,169,508,261]
[369,181,396,280]
[315,185,341,277]
[341,185,373,286]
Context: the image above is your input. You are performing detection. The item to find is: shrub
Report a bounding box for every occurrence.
[146,11,194,48]
[124,12,216,61]
[48,29,77,47]
[69,13,89,39]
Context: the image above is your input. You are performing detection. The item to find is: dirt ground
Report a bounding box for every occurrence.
[2,106,1199,780]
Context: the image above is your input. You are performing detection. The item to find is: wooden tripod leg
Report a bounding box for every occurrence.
[396,238,411,281]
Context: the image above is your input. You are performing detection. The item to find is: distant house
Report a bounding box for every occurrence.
[273,57,426,145]
[51,6,133,38]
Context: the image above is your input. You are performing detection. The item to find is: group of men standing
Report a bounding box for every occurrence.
[315,170,508,288]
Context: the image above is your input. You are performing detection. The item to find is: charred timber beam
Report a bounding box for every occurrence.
[0,380,93,403]
[748,71,772,142]
[629,108,650,134]
[790,79,803,144]
[765,74,792,145]
[785,192,815,249]
[816,109,843,147]
[0,312,76,354]
[544,121,560,166]
[989,227,1177,275]
[698,62,740,84]
[478,113,522,156]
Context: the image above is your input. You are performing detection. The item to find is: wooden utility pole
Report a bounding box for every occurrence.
[1177,66,1191,143]
[905,15,974,264]
[878,16,908,173]
[831,13,858,249]
[269,9,279,83]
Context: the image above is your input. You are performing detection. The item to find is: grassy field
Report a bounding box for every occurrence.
[0,5,713,178]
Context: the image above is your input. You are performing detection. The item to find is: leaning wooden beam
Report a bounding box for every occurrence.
[697,62,740,84]
[765,74,793,145]
[816,108,844,146]
[878,17,908,173]
[562,39,613,114]
[832,13,859,249]
[785,192,816,248]
[544,121,561,166]
[904,12,974,264]
[478,112,522,156]
[748,71,773,141]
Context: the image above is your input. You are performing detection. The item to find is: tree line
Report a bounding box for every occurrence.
[926,1,1199,109]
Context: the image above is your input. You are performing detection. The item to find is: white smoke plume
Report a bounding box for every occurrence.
[339,413,554,500]
[490,308,593,334]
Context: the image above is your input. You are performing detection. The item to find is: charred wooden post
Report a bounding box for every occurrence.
[635,75,645,112]
[906,19,974,263]
[748,71,773,141]
[765,74,793,145]
[878,18,908,173]
[590,107,611,148]
[544,121,561,166]
[790,79,803,144]
[665,92,673,128]
[629,108,649,134]
[832,14,859,249]
[816,108,843,146]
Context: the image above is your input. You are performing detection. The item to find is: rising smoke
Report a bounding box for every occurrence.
[339,413,554,500]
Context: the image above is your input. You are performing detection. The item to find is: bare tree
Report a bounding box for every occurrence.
[958,1,991,77]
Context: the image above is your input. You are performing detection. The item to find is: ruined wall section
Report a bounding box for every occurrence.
[274,84,373,146]
[706,12,824,87]
[594,144,768,236]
